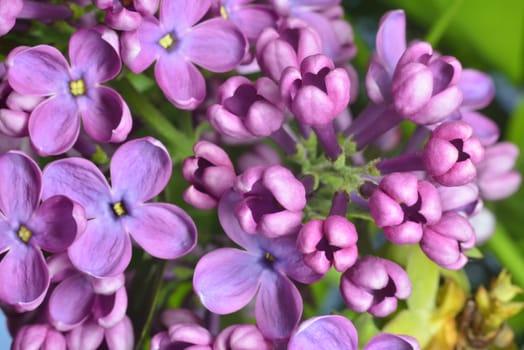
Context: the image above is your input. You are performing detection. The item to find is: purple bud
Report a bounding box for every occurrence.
[297,215,358,274]
[182,140,236,209]
[421,211,475,270]
[369,172,442,245]
[287,315,358,350]
[151,323,213,350]
[12,324,66,350]
[340,256,411,317]
[214,324,273,350]
[423,120,485,186]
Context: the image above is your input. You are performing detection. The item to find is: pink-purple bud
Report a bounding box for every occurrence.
[12,324,66,350]
[151,323,213,350]
[214,324,273,350]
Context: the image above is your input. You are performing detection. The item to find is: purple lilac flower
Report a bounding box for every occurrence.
[182,140,236,210]
[193,189,322,340]
[7,28,132,156]
[121,0,247,110]
[233,164,306,238]
[66,316,134,350]
[12,324,66,350]
[94,0,158,31]
[340,256,411,317]
[42,137,197,277]
[369,172,442,245]
[0,151,86,311]
[297,215,358,274]
[423,120,484,186]
[214,324,273,350]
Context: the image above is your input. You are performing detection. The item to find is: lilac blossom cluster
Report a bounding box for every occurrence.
[0,0,519,349]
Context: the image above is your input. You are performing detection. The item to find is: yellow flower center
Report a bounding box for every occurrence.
[112,201,127,217]
[159,33,175,50]
[220,6,228,19]
[264,252,275,262]
[18,225,32,243]
[69,79,86,96]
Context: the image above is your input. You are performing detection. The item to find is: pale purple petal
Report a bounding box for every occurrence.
[364,333,420,350]
[42,158,112,218]
[110,137,172,202]
[120,23,159,73]
[182,18,247,72]
[229,5,277,41]
[7,45,69,96]
[288,315,358,350]
[0,219,14,254]
[160,0,211,31]
[0,245,49,311]
[193,248,263,314]
[376,10,405,72]
[66,320,104,350]
[124,203,197,259]
[459,69,494,110]
[256,271,302,340]
[105,316,134,350]
[0,0,23,36]
[67,218,132,277]
[0,151,41,223]
[94,286,127,328]
[28,96,80,156]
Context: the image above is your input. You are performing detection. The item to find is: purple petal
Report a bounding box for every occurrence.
[48,274,94,331]
[42,158,112,218]
[124,203,196,259]
[120,21,159,74]
[376,10,406,72]
[0,151,41,223]
[104,316,135,350]
[110,137,171,203]
[364,333,420,350]
[0,219,14,254]
[69,28,121,84]
[229,5,277,41]
[459,69,494,110]
[66,320,105,350]
[94,286,128,328]
[28,96,80,156]
[7,45,69,96]
[67,218,132,277]
[461,111,499,146]
[29,195,86,253]
[288,315,358,350]
[0,0,23,36]
[155,55,205,110]
[256,271,302,340]
[182,18,247,72]
[0,245,49,311]
[160,0,211,31]
[193,248,263,314]
[79,86,132,143]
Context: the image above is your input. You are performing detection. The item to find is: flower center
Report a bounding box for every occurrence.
[220,5,228,19]
[122,0,133,6]
[112,201,127,217]
[17,225,32,243]
[264,252,276,265]
[159,33,175,50]
[69,79,86,96]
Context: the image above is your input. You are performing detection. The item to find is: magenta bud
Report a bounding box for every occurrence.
[12,324,66,350]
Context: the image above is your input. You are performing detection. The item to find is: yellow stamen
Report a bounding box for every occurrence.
[69,79,86,96]
[159,33,175,50]
[112,201,126,217]
[220,6,228,19]
[18,225,32,243]
[264,252,275,262]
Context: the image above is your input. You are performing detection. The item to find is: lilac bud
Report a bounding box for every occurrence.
[364,333,420,350]
[151,323,213,350]
[280,54,350,126]
[340,256,411,317]
[234,165,306,237]
[208,76,285,140]
[369,172,441,245]
[182,140,236,209]
[214,324,273,350]
[94,0,158,31]
[297,215,358,274]
[421,211,476,270]
[424,120,485,186]
[12,324,66,350]
[287,315,358,350]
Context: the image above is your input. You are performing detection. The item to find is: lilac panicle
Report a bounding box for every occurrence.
[42,137,197,277]
[233,164,306,238]
[7,28,132,156]
[369,172,442,245]
[94,0,159,31]
[340,256,411,317]
[214,324,273,350]
[193,189,322,340]
[0,151,86,312]
[12,324,66,350]
[182,140,236,209]
[121,0,247,110]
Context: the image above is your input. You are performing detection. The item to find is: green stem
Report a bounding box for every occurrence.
[424,0,463,46]
[486,225,524,288]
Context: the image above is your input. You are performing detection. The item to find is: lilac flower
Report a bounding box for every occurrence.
[369,172,442,245]
[214,324,273,350]
[42,137,197,277]
[340,256,411,317]
[193,189,322,340]
[121,0,247,110]
[7,28,132,156]
[363,333,420,350]
[0,151,86,311]
[66,316,134,350]
[151,323,213,350]
[12,324,66,350]
[94,0,158,31]
[297,215,358,274]
[207,76,285,140]
[182,140,236,209]
[233,164,306,238]
[423,121,484,186]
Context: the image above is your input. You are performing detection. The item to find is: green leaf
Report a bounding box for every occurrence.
[465,246,484,259]
[406,245,439,311]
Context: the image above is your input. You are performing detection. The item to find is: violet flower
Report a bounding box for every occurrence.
[369,172,442,245]
[94,0,158,31]
[0,151,86,312]
[193,189,322,340]
[214,324,273,350]
[233,164,306,238]
[12,324,66,350]
[121,0,247,110]
[7,28,132,156]
[340,256,411,317]
[42,137,197,277]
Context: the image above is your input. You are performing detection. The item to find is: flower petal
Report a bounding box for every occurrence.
[124,203,196,259]
[110,137,171,203]
[193,248,263,314]
[376,10,406,72]
[288,315,358,350]
[105,316,135,350]
[160,0,211,31]
[66,320,104,350]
